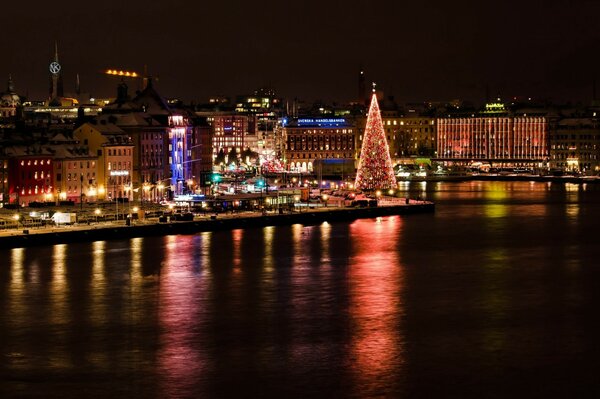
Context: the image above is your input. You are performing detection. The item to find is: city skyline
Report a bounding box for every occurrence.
[3,0,600,104]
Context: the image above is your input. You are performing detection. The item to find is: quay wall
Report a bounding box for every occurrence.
[0,203,434,249]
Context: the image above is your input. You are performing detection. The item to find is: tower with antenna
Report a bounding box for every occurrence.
[48,41,64,103]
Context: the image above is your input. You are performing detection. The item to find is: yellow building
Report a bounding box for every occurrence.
[73,122,134,200]
[354,114,436,161]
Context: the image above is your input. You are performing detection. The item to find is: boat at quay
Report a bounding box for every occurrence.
[0,200,434,249]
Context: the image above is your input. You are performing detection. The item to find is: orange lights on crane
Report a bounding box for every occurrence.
[105,69,139,77]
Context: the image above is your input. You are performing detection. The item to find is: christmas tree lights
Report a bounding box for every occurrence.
[355,88,397,190]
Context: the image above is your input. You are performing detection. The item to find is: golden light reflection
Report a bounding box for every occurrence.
[52,244,67,292]
[130,237,143,280]
[9,248,25,323]
[92,241,105,282]
[263,226,275,272]
[50,244,70,369]
[481,248,509,356]
[348,216,404,394]
[485,204,508,218]
[483,183,508,219]
[566,203,579,219]
[91,241,106,315]
[10,248,24,287]
[291,223,304,262]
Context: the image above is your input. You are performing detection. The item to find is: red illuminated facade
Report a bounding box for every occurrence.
[437,117,549,163]
[7,153,54,204]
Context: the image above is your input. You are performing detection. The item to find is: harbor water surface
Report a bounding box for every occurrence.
[1,181,599,398]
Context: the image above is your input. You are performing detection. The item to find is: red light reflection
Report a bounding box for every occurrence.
[157,235,209,397]
[348,216,405,395]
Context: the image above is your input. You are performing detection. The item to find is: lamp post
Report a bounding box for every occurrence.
[80,173,83,212]
[157,183,165,202]
[142,183,150,214]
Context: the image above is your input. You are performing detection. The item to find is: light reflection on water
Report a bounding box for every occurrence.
[348,216,404,396]
[1,181,600,398]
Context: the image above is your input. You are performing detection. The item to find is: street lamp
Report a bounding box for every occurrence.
[157,183,165,201]
[142,183,150,204]
[79,173,84,212]
[94,208,101,223]
[322,194,329,208]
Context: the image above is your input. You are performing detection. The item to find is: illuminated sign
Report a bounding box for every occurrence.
[297,118,347,126]
[49,62,61,74]
[110,170,130,176]
[105,69,139,77]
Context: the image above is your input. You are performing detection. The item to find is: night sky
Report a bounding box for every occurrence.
[3,0,600,104]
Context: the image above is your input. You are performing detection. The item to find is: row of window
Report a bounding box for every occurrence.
[66,172,96,181]
[20,159,51,166]
[17,186,51,195]
[107,148,132,156]
[289,153,354,159]
[67,161,96,169]
[107,162,131,171]
[288,144,352,151]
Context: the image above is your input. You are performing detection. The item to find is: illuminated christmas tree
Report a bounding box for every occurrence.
[355,86,397,190]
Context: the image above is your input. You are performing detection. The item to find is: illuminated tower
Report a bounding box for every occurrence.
[48,41,64,102]
[355,84,397,190]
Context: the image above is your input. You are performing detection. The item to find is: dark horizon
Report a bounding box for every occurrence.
[3,0,600,105]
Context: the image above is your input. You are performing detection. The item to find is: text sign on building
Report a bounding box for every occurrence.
[110,170,130,176]
[297,118,347,126]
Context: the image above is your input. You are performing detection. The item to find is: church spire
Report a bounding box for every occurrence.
[7,74,15,93]
[49,41,64,102]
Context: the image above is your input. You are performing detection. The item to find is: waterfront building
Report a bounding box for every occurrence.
[549,117,600,174]
[235,88,283,160]
[96,81,208,199]
[73,121,134,201]
[202,113,251,165]
[283,117,356,172]
[95,82,167,196]
[3,146,54,205]
[436,103,549,167]
[189,117,213,192]
[50,138,98,203]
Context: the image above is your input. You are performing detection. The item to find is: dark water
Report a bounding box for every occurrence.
[1,181,599,398]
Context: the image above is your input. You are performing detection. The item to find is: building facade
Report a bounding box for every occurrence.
[549,117,600,174]
[437,116,549,165]
[5,147,54,205]
[355,114,436,160]
[283,118,355,172]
